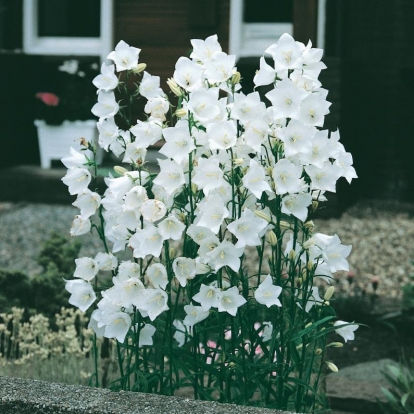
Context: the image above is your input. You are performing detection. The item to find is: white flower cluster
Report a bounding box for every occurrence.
[61,34,358,345]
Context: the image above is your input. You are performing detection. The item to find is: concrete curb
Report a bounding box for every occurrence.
[0,376,299,414]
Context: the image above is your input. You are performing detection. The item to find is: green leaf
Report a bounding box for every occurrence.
[381,387,398,404]
[289,316,335,343]
[401,392,410,407]
[387,364,401,378]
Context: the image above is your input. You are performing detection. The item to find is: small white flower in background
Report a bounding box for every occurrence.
[138,323,156,346]
[262,321,273,342]
[58,59,79,75]
[107,40,141,72]
[74,257,99,281]
[173,319,188,347]
[255,275,282,308]
[183,304,209,327]
[65,279,96,312]
[334,320,358,343]
[93,63,119,91]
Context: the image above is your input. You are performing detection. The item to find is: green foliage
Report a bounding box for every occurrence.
[380,360,414,413]
[0,233,81,319]
[402,273,414,314]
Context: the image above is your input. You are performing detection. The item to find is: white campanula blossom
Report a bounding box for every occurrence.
[203,51,236,84]
[334,152,358,184]
[242,159,272,199]
[231,91,264,124]
[112,275,145,308]
[138,323,156,346]
[144,97,169,121]
[74,257,99,281]
[278,120,315,158]
[281,192,312,222]
[141,288,169,321]
[265,33,303,71]
[118,261,141,280]
[187,88,221,124]
[65,279,96,312]
[140,199,167,222]
[305,162,342,193]
[123,185,148,211]
[253,56,277,87]
[173,257,197,287]
[62,167,91,195]
[243,119,269,153]
[183,304,209,327]
[173,57,204,91]
[299,93,331,127]
[130,120,163,149]
[192,284,220,311]
[186,223,216,245]
[158,214,185,241]
[217,286,246,316]
[190,34,222,63]
[254,275,282,308]
[227,208,268,248]
[206,240,244,273]
[159,122,196,164]
[272,159,303,195]
[196,196,229,234]
[173,319,188,347]
[72,190,101,219]
[320,234,352,273]
[334,320,358,343]
[123,142,147,164]
[103,312,132,343]
[129,224,163,259]
[91,91,119,120]
[192,157,226,196]
[146,263,168,289]
[97,117,119,151]
[107,40,141,72]
[93,63,118,91]
[153,159,185,196]
[110,130,131,157]
[95,252,118,272]
[61,147,89,169]
[139,71,164,99]
[207,120,237,151]
[70,215,91,236]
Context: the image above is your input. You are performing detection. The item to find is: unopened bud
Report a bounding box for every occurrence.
[174,108,187,118]
[324,286,335,301]
[191,183,198,194]
[266,166,273,176]
[114,166,128,175]
[305,322,312,329]
[323,300,330,306]
[167,78,183,97]
[233,158,244,166]
[312,201,319,211]
[133,63,147,74]
[80,137,88,148]
[307,260,314,272]
[169,247,175,259]
[296,277,303,287]
[327,342,343,348]
[267,230,277,247]
[315,348,322,356]
[178,212,186,223]
[255,210,271,222]
[231,71,241,85]
[304,220,314,230]
[326,361,339,373]
[288,249,296,260]
[280,221,290,230]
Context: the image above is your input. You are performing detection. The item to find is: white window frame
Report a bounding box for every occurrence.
[229,0,327,58]
[23,0,113,62]
[229,0,293,58]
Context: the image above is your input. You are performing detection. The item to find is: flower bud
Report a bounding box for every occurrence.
[254,210,271,222]
[191,183,198,195]
[307,260,314,272]
[231,71,241,85]
[169,247,176,259]
[312,201,319,211]
[327,342,343,348]
[266,230,277,247]
[305,322,312,329]
[114,166,128,175]
[324,286,335,301]
[80,137,89,148]
[325,361,339,373]
[280,221,290,230]
[167,78,183,97]
[233,158,244,166]
[288,249,296,260]
[304,220,314,230]
[178,212,187,223]
[315,348,322,356]
[174,108,187,118]
[133,63,147,74]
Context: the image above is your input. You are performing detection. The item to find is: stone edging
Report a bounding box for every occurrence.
[0,376,301,414]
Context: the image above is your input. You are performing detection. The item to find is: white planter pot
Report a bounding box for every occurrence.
[35,120,104,169]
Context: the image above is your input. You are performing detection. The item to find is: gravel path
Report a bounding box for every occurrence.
[0,200,413,299]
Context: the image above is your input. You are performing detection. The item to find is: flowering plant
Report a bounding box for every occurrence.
[61,35,359,412]
[35,59,99,126]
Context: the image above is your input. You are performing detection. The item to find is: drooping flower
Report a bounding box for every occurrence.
[65,279,96,312]
[139,71,164,99]
[138,323,156,346]
[93,63,119,91]
[104,312,132,343]
[173,257,196,287]
[334,320,358,343]
[91,91,119,120]
[62,167,91,195]
[74,257,99,281]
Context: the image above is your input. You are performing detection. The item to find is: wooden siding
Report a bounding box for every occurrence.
[114,0,230,87]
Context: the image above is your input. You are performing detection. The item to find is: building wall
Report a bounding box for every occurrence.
[114,0,230,86]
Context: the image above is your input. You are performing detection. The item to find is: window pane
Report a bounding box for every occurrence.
[244,0,293,23]
[38,0,101,37]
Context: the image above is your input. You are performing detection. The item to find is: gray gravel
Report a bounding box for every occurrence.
[0,200,413,300]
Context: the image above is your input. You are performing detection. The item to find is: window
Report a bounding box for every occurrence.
[230,0,293,58]
[23,0,113,61]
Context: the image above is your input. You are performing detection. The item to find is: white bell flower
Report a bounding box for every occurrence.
[265,33,303,71]
[192,283,220,311]
[190,34,221,63]
[123,142,147,164]
[72,190,101,219]
[299,93,331,127]
[138,323,156,346]
[253,56,277,87]
[159,122,195,165]
[97,118,119,151]
[243,119,269,153]
[123,186,148,211]
[173,257,196,287]
[334,152,358,184]
[196,196,229,234]
[272,159,303,195]
[61,147,88,169]
[203,51,236,83]
[242,159,272,199]
[187,88,221,124]
[95,252,118,272]
[74,257,99,281]
[62,167,91,195]
[183,304,209,327]
[254,275,282,308]
[118,261,141,280]
[70,215,91,236]
[104,312,132,343]
[107,40,141,72]
[139,71,164,99]
[305,162,342,193]
[153,159,185,196]
[91,91,119,120]
[217,286,247,316]
[129,224,163,259]
[192,157,226,196]
[65,279,96,312]
[141,288,169,321]
[158,214,185,241]
[144,97,169,121]
[130,120,163,149]
[207,120,237,151]
[278,120,315,158]
[321,234,352,273]
[187,223,216,245]
[93,63,118,91]
[146,263,168,289]
[281,192,312,222]
[173,57,204,91]
[334,320,358,343]
[206,240,244,272]
[140,199,167,222]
